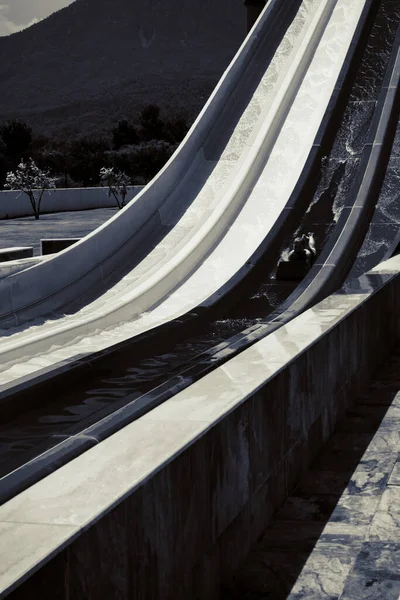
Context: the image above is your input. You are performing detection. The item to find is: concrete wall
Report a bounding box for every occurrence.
[0,186,143,219]
[2,258,400,599]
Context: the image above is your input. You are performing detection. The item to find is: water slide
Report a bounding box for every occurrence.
[0,0,366,387]
[3,0,400,504]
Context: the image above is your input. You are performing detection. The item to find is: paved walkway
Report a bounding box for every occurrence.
[0,208,117,256]
[224,351,400,599]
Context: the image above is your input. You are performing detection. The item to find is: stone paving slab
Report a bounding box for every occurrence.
[223,352,400,599]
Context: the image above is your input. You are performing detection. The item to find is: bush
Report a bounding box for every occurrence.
[139,104,166,142]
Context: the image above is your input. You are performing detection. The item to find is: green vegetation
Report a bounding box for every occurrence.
[99,167,130,209]
[0,120,32,159]
[0,105,189,190]
[4,158,57,220]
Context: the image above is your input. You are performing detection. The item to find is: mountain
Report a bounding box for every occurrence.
[0,0,245,137]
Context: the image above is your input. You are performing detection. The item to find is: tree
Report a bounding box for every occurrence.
[4,158,57,220]
[36,147,74,188]
[99,166,130,209]
[0,120,32,158]
[145,142,174,182]
[112,119,139,150]
[68,136,110,186]
[139,104,166,141]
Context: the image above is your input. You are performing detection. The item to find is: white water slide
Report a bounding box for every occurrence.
[0,0,365,385]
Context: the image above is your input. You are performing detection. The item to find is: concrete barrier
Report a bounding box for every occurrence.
[0,247,33,262]
[1,255,400,599]
[0,186,143,220]
[41,239,80,255]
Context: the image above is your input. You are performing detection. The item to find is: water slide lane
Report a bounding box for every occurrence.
[0,0,366,385]
[347,47,400,278]
[267,18,400,324]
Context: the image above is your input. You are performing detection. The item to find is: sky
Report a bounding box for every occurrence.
[0,0,74,36]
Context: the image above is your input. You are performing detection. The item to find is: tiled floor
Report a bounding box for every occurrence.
[223,352,400,599]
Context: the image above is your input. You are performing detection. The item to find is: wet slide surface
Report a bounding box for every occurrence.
[3,0,400,502]
[1,0,398,500]
[347,116,400,281]
[0,0,364,385]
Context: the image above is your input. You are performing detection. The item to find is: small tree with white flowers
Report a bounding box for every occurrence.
[100,166,130,209]
[5,158,57,220]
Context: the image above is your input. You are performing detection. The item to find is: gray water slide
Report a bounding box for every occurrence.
[0,0,366,386]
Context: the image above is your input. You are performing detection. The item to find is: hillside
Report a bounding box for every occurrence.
[0,0,245,137]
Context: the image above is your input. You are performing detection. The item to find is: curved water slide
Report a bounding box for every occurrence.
[0,0,366,385]
[266,20,400,320]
